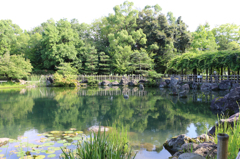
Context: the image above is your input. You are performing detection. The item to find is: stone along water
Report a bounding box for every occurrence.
[0,87,227,159]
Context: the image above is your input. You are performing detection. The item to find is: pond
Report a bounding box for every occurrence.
[0,86,228,159]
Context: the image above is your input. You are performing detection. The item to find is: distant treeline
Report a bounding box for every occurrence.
[0,1,240,79]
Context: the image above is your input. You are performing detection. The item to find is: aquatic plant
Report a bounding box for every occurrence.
[61,126,137,159]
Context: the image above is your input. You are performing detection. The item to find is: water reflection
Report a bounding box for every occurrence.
[0,87,228,158]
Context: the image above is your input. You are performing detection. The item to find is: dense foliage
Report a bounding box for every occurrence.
[0,1,240,77]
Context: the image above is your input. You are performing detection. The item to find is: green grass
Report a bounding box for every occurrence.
[213,115,240,159]
[61,126,137,159]
[0,81,26,88]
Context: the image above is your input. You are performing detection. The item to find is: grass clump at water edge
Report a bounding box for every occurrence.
[61,126,137,159]
[213,114,240,159]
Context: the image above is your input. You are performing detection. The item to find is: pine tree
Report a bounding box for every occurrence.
[83,46,98,74]
[98,52,111,75]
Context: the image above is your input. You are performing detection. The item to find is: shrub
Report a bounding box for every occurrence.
[86,76,98,86]
[53,72,78,87]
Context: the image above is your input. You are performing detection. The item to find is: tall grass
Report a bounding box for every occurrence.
[213,115,240,159]
[61,126,137,159]
[27,75,43,81]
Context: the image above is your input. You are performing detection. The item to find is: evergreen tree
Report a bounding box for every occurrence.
[98,52,111,75]
[83,45,98,74]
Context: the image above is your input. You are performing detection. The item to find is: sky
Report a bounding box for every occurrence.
[1,0,240,32]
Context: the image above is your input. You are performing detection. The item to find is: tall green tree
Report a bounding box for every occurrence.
[212,23,240,50]
[191,23,218,52]
[98,52,111,75]
[130,51,153,74]
[82,45,98,74]
[40,19,80,70]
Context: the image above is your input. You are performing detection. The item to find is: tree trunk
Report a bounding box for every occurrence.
[221,67,223,75]
[228,67,230,75]
[206,68,208,76]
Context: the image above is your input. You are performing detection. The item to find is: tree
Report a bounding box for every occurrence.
[130,51,153,74]
[98,52,111,75]
[56,63,78,76]
[0,20,22,55]
[0,53,32,79]
[41,19,80,69]
[82,45,99,74]
[191,23,218,52]
[212,23,240,50]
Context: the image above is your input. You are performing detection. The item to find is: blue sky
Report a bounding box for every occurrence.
[1,0,240,32]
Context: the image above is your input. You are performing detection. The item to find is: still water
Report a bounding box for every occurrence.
[0,87,228,159]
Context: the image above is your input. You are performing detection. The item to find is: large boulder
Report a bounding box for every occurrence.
[208,112,239,136]
[159,82,167,88]
[164,134,215,158]
[192,82,200,89]
[180,84,190,90]
[165,79,171,85]
[200,83,212,91]
[119,76,130,85]
[210,87,240,114]
[111,81,119,86]
[128,80,138,86]
[211,83,218,90]
[231,83,240,90]
[218,80,232,90]
[170,77,178,88]
[102,80,111,86]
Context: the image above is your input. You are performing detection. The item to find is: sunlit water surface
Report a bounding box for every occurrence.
[0,87,228,159]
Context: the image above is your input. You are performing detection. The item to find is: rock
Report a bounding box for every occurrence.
[0,138,10,147]
[179,90,187,98]
[164,134,215,156]
[165,79,171,85]
[208,112,239,136]
[48,77,54,83]
[163,134,192,154]
[26,85,37,88]
[124,94,129,99]
[159,82,167,88]
[169,86,178,96]
[138,79,148,84]
[178,153,205,159]
[176,84,181,89]
[211,83,218,90]
[170,77,178,88]
[231,83,240,90]
[180,84,190,90]
[98,82,102,86]
[88,126,109,132]
[192,82,200,89]
[102,80,111,86]
[139,84,144,90]
[81,79,88,83]
[219,80,232,90]
[20,89,26,94]
[210,87,240,114]
[201,83,212,91]
[119,76,130,85]
[46,80,52,87]
[128,80,138,86]
[111,81,119,86]
[19,80,27,85]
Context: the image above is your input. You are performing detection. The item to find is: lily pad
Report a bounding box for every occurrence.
[70,128,76,131]
[63,143,72,146]
[35,155,45,159]
[57,140,67,143]
[37,134,43,136]
[0,154,4,157]
[19,155,33,159]
[48,137,55,140]
[64,131,73,134]
[63,136,70,138]
[47,154,56,158]
[42,142,54,147]
[50,131,61,134]
[75,131,83,134]
[71,137,81,140]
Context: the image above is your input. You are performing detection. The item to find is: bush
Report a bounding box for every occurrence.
[86,76,98,86]
[53,72,78,87]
